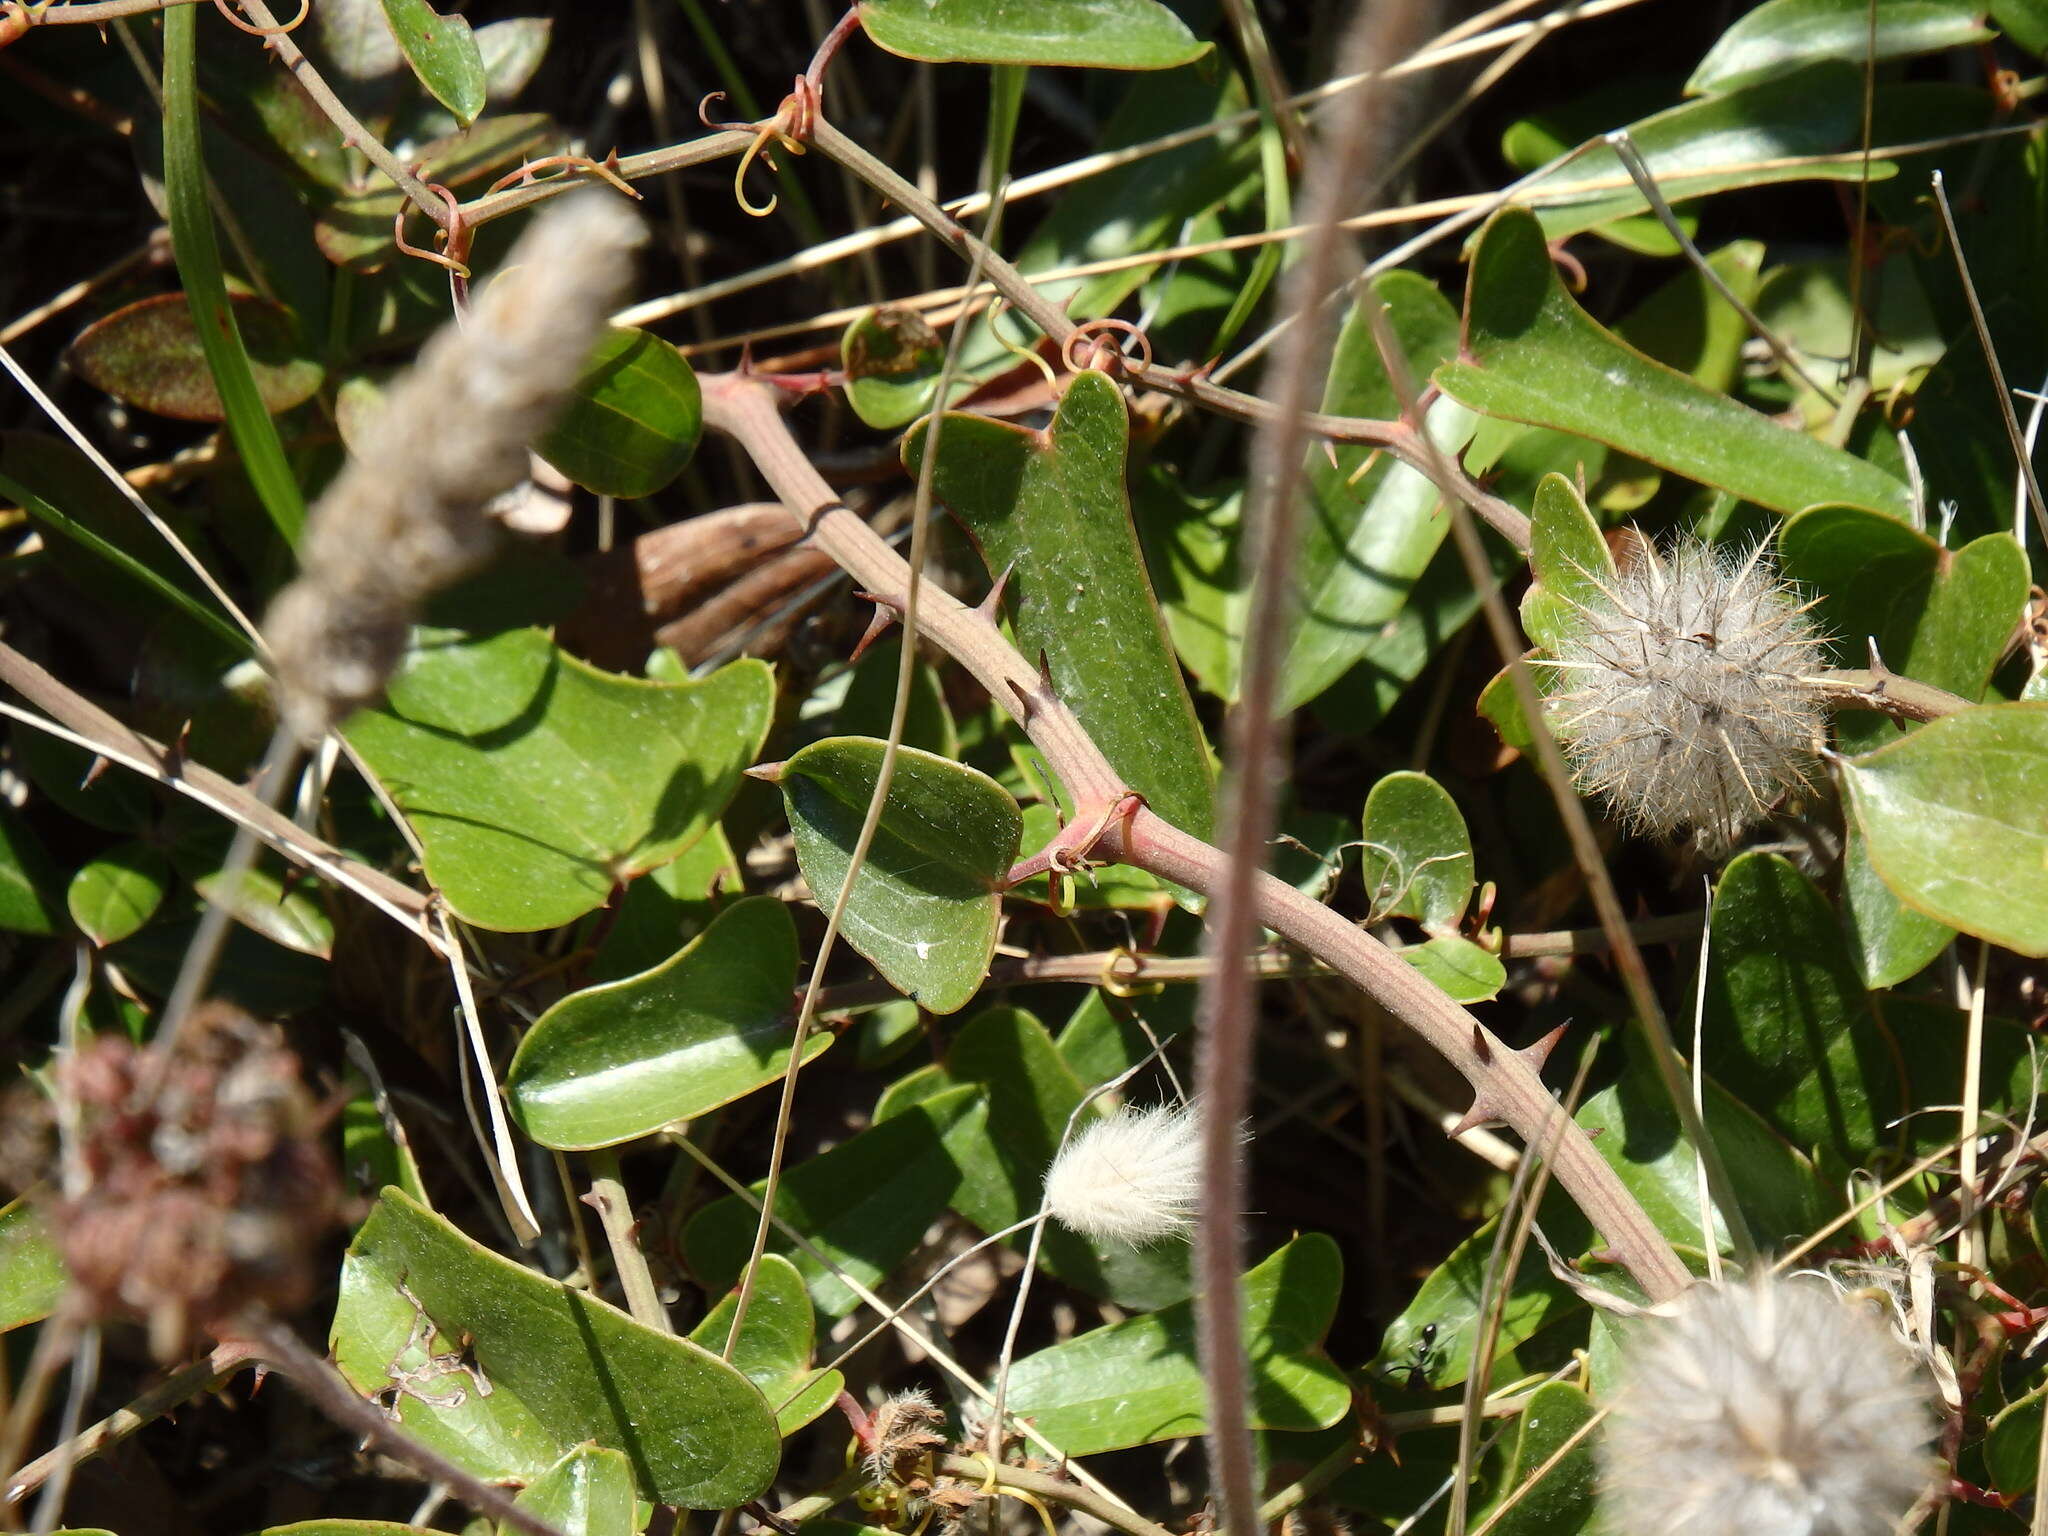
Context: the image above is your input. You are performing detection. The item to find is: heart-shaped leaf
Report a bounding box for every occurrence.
[1360,771,1475,928]
[508,897,823,1151]
[346,630,772,931]
[1840,704,2048,958]
[537,329,702,500]
[688,1253,842,1436]
[907,370,1214,840]
[856,0,1206,69]
[332,1189,780,1507]
[772,737,1022,1014]
[1438,207,1911,519]
[1003,1235,1351,1454]
[66,842,170,947]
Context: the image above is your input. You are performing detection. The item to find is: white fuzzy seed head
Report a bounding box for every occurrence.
[1540,536,1828,853]
[1601,1274,1937,1536]
[1043,1102,1202,1247]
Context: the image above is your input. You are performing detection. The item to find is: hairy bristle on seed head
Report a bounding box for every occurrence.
[1600,1274,1936,1536]
[264,191,645,739]
[1538,536,1827,853]
[1043,1101,1203,1247]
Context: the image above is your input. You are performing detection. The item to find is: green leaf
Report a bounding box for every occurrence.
[1614,240,1764,395]
[1995,0,2048,55]
[67,842,171,947]
[1841,821,1954,989]
[161,6,306,544]
[1009,800,1171,912]
[687,1254,842,1436]
[1751,257,1943,420]
[907,371,1215,839]
[1840,704,2048,958]
[1988,1382,2047,1495]
[856,0,1207,69]
[1368,1194,1595,1392]
[589,826,742,982]
[1700,852,1883,1154]
[1471,1382,1599,1536]
[774,737,1022,1015]
[0,1199,64,1333]
[1283,274,1472,711]
[1399,934,1506,1004]
[0,804,60,937]
[313,115,559,271]
[1508,64,1893,243]
[1576,1052,1833,1255]
[834,637,957,760]
[342,1096,428,1206]
[1003,1236,1352,1454]
[502,1444,639,1536]
[536,329,702,500]
[842,307,944,430]
[683,1086,980,1317]
[1520,473,1614,651]
[1689,0,1992,94]
[1439,208,1911,519]
[1778,512,2028,702]
[67,294,323,421]
[344,631,773,931]
[257,1525,440,1535]
[1135,471,1246,702]
[508,898,824,1151]
[379,0,487,126]
[939,1007,1191,1310]
[1360,771,1476,927]
[332,1189,779,1507]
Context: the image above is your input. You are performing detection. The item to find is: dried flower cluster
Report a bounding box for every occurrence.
[1540,536,1827,851]
[264,191,645,738]
[1043,1101,1202,1246]
[29,1004,341,1360]
[1601,1274,1936,1536]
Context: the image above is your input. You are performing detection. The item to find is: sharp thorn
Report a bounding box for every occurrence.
[977,561,1017,622]
[1519,1024,1569,1074]
[1470,1023,1492,1062]
[1449,1096,1503,1139]
[80,753,111,790]
[850,601,898,664]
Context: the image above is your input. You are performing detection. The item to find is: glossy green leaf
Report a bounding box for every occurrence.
[1987,1382,2047,1495]
[1283,274,1472,711]
[68,294,322,422]
[1615,240,1763,395]
[683,1086,980,1316]
[67,842,170,947]
[508,898,823,1151]
[1841,821,1954,989]
[842,307,944,430]
[907,371,1214,839]
[161,6,306,544]
[1995,0,2048,54]
[1136,471,1246,702]
[258,1524,439,1535]
[345,631,773,931]
[1752,258,1943,420]
[1369,1193,1596,1392]
[1399,934,1506,1004]
[589,826,741,983]
[162,818,336,958]
[1689,0,1991,94]
[1778,513,2028,702]
[379,0,486,126]
[1840,704,2048,958]
[1439,209,1911,519]
[1577,1053,1833,1255]
[0,1199,64,1333]
[1361,771,1475,927]
[1472,1382,1599,1536]
[939,1007,1191,1310]
[774,737,1021,1014]
[0,804,59,937]
[834,637,957,759]
[502,1444,638,1536]
[857,0,1206,69]
[1509,64,1891,242]
[1520,473,1614,651]
[687,1254,842,1436]
[536,329,702,500]
[1701,852,1883,1154]
[1003,1236,1351,1454]
[332,1189,779,1507]
[342,1096,428,1206]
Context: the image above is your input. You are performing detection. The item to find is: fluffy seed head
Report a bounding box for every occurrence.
[1043,1101,1202,1247]
[1601,1274,1937,1536]
[1540,536,1828,852]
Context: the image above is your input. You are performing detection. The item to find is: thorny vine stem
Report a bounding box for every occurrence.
[699,372,1691,1304]
[934,1455,1178,1536]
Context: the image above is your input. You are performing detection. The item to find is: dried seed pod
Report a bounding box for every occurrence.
[1539,536,1829,852]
